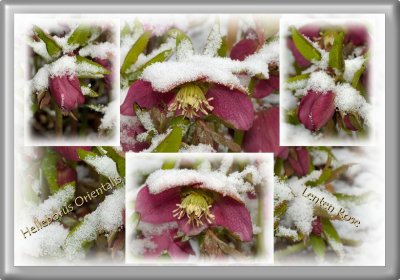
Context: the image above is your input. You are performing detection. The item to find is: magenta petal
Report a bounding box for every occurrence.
[298,90,336,131]
[207,85,254,131]
[243,107,285,156]
[343,114,358,131]
[299,24,321,40]
[135,186,180,224]
[168,240,194,259]
[49,75,85,111]
[120,80,173,116]
[211,196,253,242]
[144,232,171,258]
[253,75,279,99]
[177,218,208,237]
[230,39,259,61]
[120,116,149,152]
[288,147,310,177]
[54,146,92,161]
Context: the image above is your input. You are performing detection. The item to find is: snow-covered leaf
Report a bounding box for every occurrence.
[351,55,369,88]
[81,85,100,97]
[86,103,106,113]
[203,23,222,57]
[67,24,91,47]
[77,149,120,179]
[102,147,125,178]
[121,31,151,73]
[321,218,343,257]
[33,25,62,58]
[291,27,321,62]
[40,148,60,194]
[76,55,110,78]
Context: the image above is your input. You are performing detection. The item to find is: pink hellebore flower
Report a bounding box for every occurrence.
[253,75,280,99]
[243,107,288,158]
[121,80,255,131]
[297,90,336,132]
[57,161,77,186]
[142,228,194,259]
[49,75,85,112]
[54,146,92,161]
[287,147,310,177]
[135,176,253,242]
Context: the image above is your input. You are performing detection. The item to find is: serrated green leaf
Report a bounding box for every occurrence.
[321,218,343,257]
[33,25,62,58]
[121,31,151,74]
[291,27,321,62]
[154,126,182,153]
[67,24,91,47]
[102,147,125,177]
[41,148,60,194]
[76,55,110,79]
[310,233,326,259]
[328,31,345,71]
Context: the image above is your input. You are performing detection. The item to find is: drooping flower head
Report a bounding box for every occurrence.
[49,74,85,112]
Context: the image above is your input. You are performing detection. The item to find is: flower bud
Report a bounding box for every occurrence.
[311,216,323,236]
[54,146,92,161]
[49,74,85,111]
[57,161,77,186]
[343,114,360,131]
[298,90,336,131]
[288,147,310,177]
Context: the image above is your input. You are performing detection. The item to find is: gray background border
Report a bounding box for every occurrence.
[1,0,399,279]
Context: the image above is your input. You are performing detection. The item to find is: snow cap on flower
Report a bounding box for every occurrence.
[54,146,92,161]
[49,74,85,112]
[297,89,336,132]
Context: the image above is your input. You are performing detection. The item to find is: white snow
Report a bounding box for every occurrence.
[306,71,336,93]
[276,226,299,241]
[64,187,125,259]
[84,154,119,179]
[344,56,365,82]
[203,23,222,57]
[28,39,52,61]
[179,144,216,153]
[286,197,314,235]
[79,42,116,59]
[98,99,118,131]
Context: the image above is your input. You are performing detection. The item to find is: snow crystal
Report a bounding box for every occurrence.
[52,28,79,54]
[219,155,233,174]
[203,23,222,57]
[286,197,314,235]
[79,42,115,59]
[84,154,119,179]
[276,226,299,241]
[48,55,77,77]
[334,83,371,126]
[344,56,365,82]
[22,223,69,258]
[306,71,336,93]
[30,67,49,93]
[98,99,118,131]
[64,187,125,259]
[176,39,194,61]
[286,79,308,91]
[145,168,256,202]
[179,144,216,153]
[274,177,294,204]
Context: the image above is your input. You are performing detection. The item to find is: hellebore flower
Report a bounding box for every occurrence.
[253,75,279,99]
[57,161,77,186]
[121,80,255,131]
[94,58,113,88]
[311,216,323,236]
[49,74,85,112]
[142,228,195,259]
[287,147,310,177]
[230,39,259,61]
[135,173,253,242]
[297,90,336,132]
[54,146,92,161]
[345,24,369,46]
[243,107,288,158]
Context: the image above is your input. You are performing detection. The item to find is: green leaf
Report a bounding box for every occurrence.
[286,73,310,83]
[334,192,371,203]
[76,55,110,78]
[291,27,321,62]
[81,85,100,97]
[328,31,345,71]
[102,147,125,178]
[217,36,227,57]
[167,28,191,47]
[154,126,183,153]
[67,24,91,47]
[121,31,151,74]
[41,148,60,194]
[33,25,62,58]
[306,168,332,187]
[86,104,105,113]
[274,201,288,218]
[286,108,300,125]
[275,242,309,260]
[326,164,353,183]
[310,233,326,259]
[352,55,369,88]
[321,218,344,257]
[162,159,177,170]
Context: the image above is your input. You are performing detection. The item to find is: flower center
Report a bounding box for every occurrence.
[169,84,213,118]
[172,188,215,227]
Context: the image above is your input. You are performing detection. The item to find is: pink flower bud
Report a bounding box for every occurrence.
[49,74,85,111]
[288,147,310,177]
[230,39,259,61]
[298,90,336,131]
[343,114,358,131]
[54,146,92,161]
[311,216,323,236]
[57,161,77,186]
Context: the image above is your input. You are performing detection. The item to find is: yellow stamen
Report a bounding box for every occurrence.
[172,188,215,227]
[169,84,213,118]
